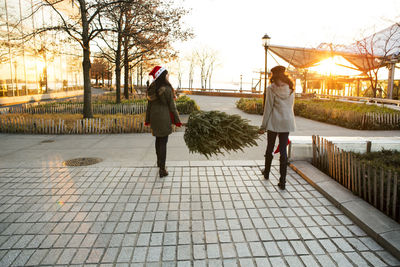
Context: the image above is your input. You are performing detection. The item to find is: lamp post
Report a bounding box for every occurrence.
[262,33,270,108]
[240,74,242,92]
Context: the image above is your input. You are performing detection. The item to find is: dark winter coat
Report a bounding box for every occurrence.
[145,83,181,137]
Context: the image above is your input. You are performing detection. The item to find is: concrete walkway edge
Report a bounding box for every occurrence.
[290,160,400,260]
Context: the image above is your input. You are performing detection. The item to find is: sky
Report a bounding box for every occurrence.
[167,0,400,89]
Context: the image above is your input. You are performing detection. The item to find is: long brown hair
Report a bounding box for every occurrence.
[270,66,294,93]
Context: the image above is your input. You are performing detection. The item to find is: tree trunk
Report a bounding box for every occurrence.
[115,36,122,104]
[115,58,121,104]
[80,2,92,118]
[82,46,93,118]
[123,36,129,99]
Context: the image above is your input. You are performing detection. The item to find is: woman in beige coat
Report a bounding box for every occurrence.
[259,65,295,189]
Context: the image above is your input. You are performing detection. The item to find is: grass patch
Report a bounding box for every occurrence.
[352,149,400,173]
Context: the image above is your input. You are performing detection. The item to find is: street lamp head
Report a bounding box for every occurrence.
[262,33,271,47]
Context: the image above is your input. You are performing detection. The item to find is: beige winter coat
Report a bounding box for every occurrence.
[260,82,295,132]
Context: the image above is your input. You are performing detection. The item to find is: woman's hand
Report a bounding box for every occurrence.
[258,128,265,135]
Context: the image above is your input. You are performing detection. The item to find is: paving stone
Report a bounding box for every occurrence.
[193,244,206,259]
[147,246,162,262]
[235,242,251,257]
[255,258,271,267]
[238,258,255,267]
[11,249,35,266]
[0,249,20,266]
[41,248,63,265]
[290,240,309,255]
[315,254,336,267]
[345,252,369,266]
[305,240,325,255]
[285,256,305,267]
[162,246,176,261]
[330,252,353,266]
[268,257,286,266]
[277,241,295,256]
[87,248,104,264]
[263,241,280,256]
[57,248,77,265]
[206,243,220,259]
[118,247,135,263]
[12,234,34,249]
[300,255,319,267]
[249,241,266,257]
[26,249,48,265]
[361,251,387,266]
[177,244,191,260]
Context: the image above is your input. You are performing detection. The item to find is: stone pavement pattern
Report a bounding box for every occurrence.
[1,164,399,266]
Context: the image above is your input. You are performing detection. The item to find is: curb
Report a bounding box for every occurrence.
[290,160,400,260]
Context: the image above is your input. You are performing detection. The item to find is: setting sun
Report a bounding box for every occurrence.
[309,55,362,76]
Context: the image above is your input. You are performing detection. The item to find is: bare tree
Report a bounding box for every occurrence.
[194,47,218,89]
[97,0,191,102]
[24,0,127,117]
[195,48,208,89]
[96,1,127,103]
[354,23,400,98]
[206,50,218,89]
[122,0,192,96]
[187,52,195,89]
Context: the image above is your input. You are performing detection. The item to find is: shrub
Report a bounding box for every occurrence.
[176,95,200,114]
[352,149,400,173]
[236,97,400,130]
[236,98,263,114]
[294,99,400,130]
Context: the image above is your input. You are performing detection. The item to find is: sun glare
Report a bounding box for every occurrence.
[309,56,361,76]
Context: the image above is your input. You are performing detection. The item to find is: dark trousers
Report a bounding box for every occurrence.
[266,131,289,162]
[155,136,168,168]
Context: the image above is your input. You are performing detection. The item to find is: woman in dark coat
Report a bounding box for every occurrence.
[145,66,181,177]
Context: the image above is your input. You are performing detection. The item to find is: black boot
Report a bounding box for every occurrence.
[261,154,273,180]
[278,157,287,190]
[159,167,168,178]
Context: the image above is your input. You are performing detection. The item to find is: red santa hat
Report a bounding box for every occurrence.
[149,66,166,80]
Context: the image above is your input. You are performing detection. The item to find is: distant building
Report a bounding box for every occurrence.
[0,0,83,97]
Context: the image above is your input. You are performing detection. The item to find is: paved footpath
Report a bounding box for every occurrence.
[1,163,399,266]
[0,95,399,266]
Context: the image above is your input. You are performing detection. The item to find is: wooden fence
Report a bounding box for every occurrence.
[362,112,400,128]
[312,135,399,222]
[0,117,152,134]
[4,102,148,115]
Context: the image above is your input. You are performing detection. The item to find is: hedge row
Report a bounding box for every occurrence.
[236,98,400,130]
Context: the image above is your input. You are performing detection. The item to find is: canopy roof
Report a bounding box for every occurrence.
[268,23,400,72]
[268,44,382,72]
